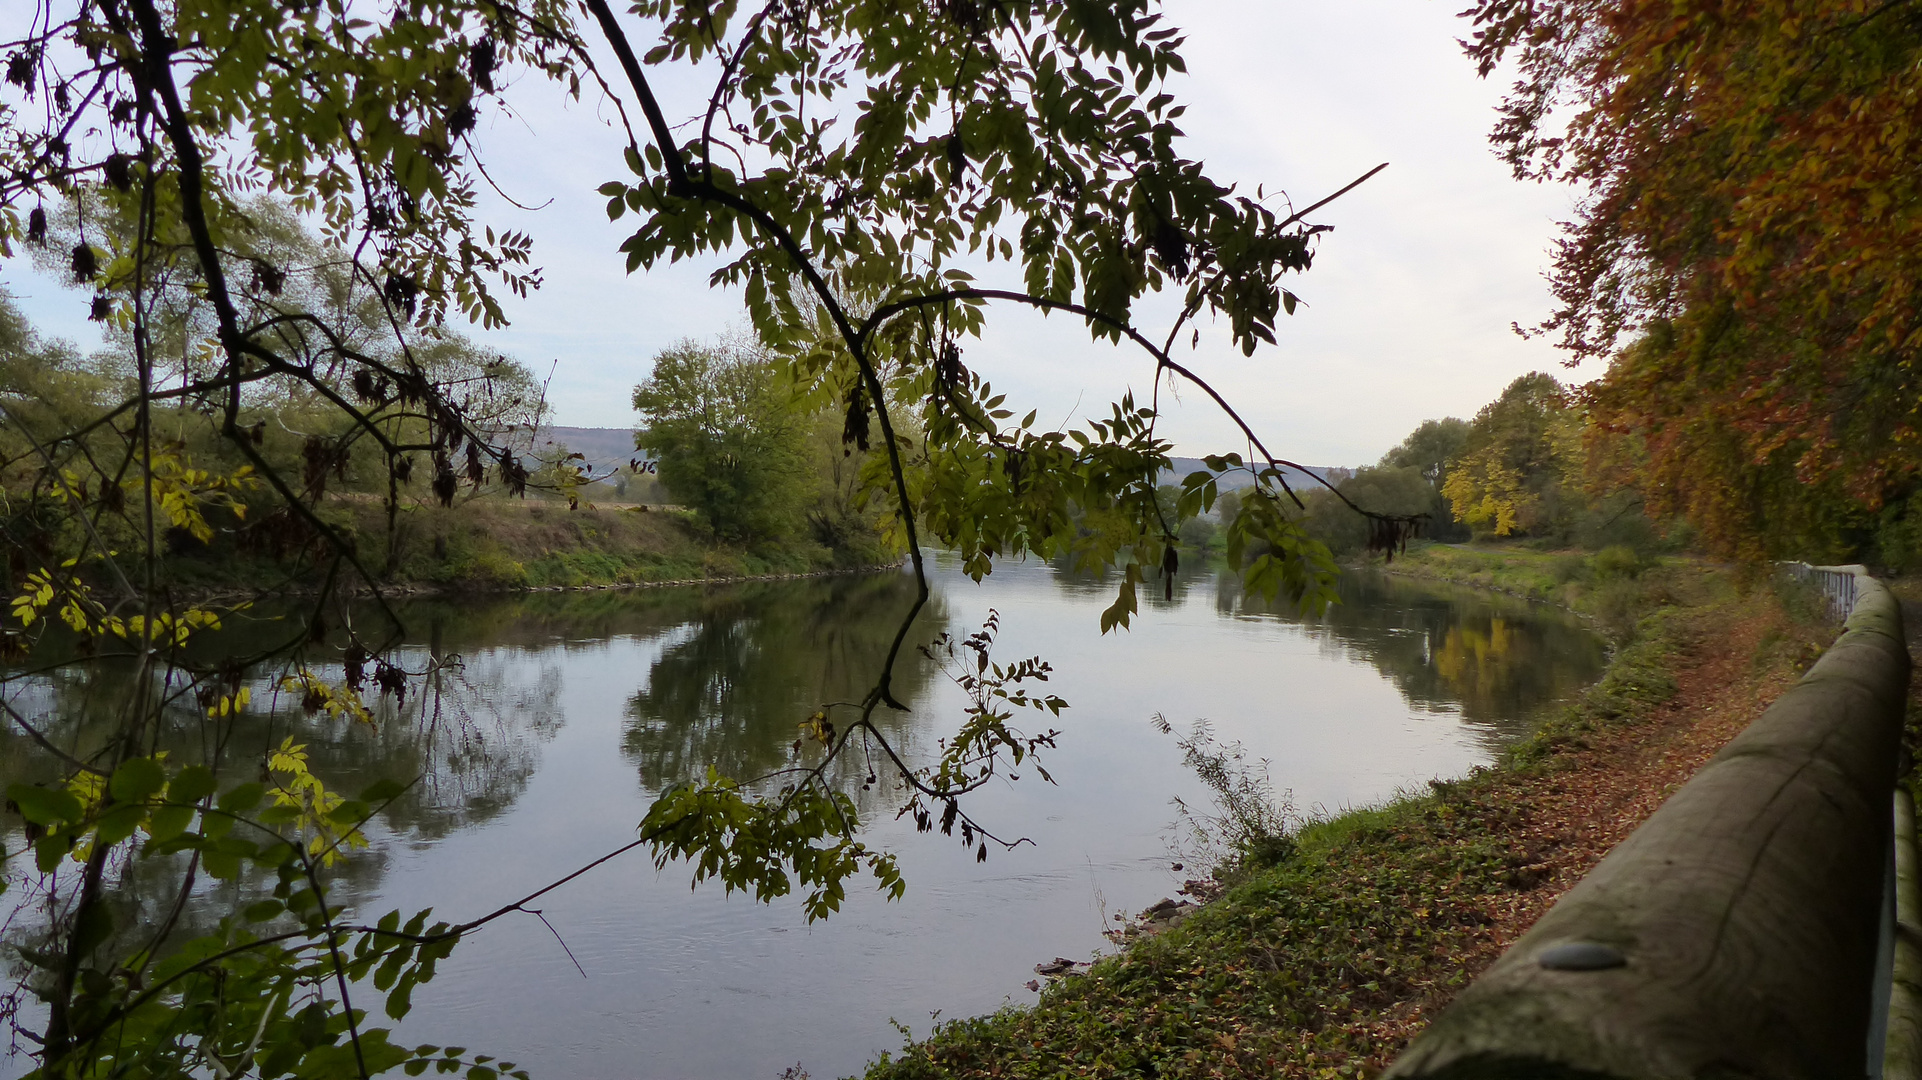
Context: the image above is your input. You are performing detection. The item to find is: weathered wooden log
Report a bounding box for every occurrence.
[1887,787,1922,1079]
[1387,569,1910,1079]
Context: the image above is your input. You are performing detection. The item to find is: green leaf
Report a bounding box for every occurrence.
[35,832,69,872]
[202,848,241,880]
[147,803,194,843]
[359,778,407,805]
[110,757,166,803]
[8,783,81,825]
[93,803,146,848]
[14,945,61,970]
[170,765,216,804]
[243,899,285,922]
[218,783,264,814]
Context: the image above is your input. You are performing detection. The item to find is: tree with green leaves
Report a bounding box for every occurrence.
[632,337,811,542]
[0,1,1415,1075]
[1442,373,1582,539]
[1382,418,1470,490]
[1302,465,1439,556]
[1377,417,1472,544]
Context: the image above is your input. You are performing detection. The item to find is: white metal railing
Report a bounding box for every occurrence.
[1781,561,1867,622]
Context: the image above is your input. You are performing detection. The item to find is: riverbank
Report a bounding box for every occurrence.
[160,495,897,595]
[1377,541,1697,641]
[859,550,1834,1078]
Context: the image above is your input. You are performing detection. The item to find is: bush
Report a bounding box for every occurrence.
[1178,514,1218,552]
[1592,544,1646,581]
[1157,716,1299,882]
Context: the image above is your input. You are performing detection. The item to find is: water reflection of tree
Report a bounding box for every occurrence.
[1045,552,1203,607]
[291,644,566,842]
[0,664,391,1009]
[0,585,726,993]
[1229,571,1607,735]
[623,572,947,796]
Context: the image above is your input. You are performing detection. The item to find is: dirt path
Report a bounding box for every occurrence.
[1431,599,1827,1010]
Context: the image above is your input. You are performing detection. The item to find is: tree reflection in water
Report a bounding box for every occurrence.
[623,571,946,799]
[0,574,942,1044]
[1228,570,1607,738]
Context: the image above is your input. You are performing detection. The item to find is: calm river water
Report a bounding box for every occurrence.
[0,558,1604,1079]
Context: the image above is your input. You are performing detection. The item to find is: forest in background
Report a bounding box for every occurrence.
[9,196,1905,598]
[0,197,902,593]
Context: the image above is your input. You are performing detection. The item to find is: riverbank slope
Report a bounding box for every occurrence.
[859,550,1836,1077]
[161,495,894,594]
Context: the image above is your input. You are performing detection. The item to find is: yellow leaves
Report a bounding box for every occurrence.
[797,710,834,747]
[1441,373,1581,539]
[268,735,309,775]
[47,469,88,505]
[11,569,99,634]
[1442,456,1530,537]
[11,569,60,627]
[65,770,105,816]
[267,736,367,866]
[280,669,375,728]
[207,686,251,718]
[11,565,226,647]
[131,448,260,547]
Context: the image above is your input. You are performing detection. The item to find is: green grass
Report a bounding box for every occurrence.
[1385,541,1729,642]
[157,496,893,593]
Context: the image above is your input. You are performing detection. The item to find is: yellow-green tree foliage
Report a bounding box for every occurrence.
[1443,374,1584,538]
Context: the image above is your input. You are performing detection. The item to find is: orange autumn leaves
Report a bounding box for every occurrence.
[1464,0,1922,560]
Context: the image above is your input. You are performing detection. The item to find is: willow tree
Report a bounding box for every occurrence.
[0,1,1407,1075]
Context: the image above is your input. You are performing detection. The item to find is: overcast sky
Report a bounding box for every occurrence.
[0,0,1579,467]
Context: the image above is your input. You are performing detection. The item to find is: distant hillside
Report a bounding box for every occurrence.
[527,429,1345,493]
[527,425,641,477]
[1161,457,1344,493]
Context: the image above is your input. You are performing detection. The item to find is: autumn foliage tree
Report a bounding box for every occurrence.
[1442,373,1582,539]
[1463,0,1922,562]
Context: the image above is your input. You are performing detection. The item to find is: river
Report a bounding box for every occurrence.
[0,558,1604,1079]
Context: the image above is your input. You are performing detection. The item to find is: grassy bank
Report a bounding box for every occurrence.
[859,549,1830,1079]
[159,495,895,593]
[1381,541,1709,641]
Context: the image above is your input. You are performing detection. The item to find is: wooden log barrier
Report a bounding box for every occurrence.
[1387,568,1911,1079]
[1887,788,1922,1078]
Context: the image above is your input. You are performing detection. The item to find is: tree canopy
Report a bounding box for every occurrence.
[1442,373,1581,539]
[1382,418,1469,490]
[632,337,811,541]
[0,1,1412,1074]
[1462,0,1922,561]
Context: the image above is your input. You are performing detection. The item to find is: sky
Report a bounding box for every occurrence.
[0,0,1581,468]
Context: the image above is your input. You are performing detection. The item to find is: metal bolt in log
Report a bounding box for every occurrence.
[1387,568,1910,1079]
